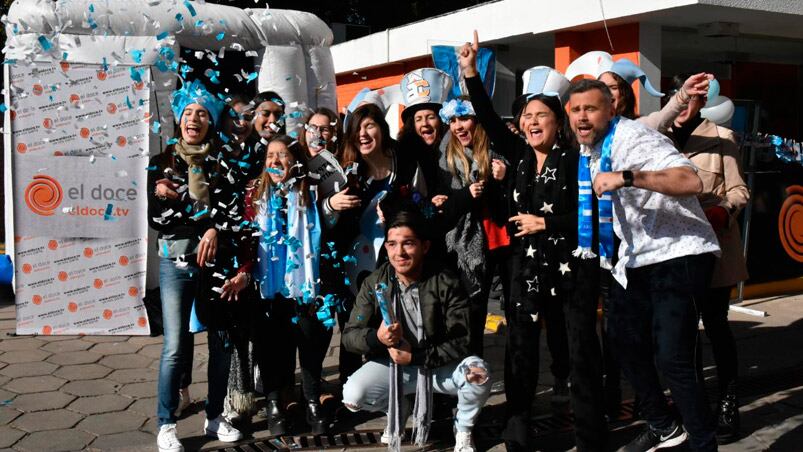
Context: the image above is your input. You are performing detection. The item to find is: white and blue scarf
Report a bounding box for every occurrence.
[255,185,322,303]
[573,116,620,269]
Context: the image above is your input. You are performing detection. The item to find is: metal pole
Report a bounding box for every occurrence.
[736,103,761,304]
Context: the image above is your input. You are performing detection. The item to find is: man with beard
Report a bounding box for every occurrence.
[567,79,720,452]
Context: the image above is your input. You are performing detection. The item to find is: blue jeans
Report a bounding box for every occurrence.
[156,258,230,426]
[609,254,716,451]
[342,356,492,432]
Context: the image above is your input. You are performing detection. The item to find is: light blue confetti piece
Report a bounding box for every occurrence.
[156,31,169,40]
[183,0,197,17]
[291,316,299,324]
[344,277,351,286]
[130,49,144,64]
[129,67,143,83]
[265,167,283,175]
[246,72,258,83]
[89,4,95,12]
[88,17,97,29]
[101,57,108,71]
[237,161,251,169]
[216,32,225,41]
[175,13,184,22]
[191,209,208,220]
[0,104,6,113]
[217,132,229,143]
[103,204,116,221]
[125,96,133,109]
[37,35,53,51]
[151,121,161,134]
[166,137,178,145]
[61,52,68,60]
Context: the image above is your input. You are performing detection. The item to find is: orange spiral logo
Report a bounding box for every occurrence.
[16,143,27,153]
[779,185,803,263]
[128,287,138,297]
[93,279,104,289]
[97,70,107,81]
[67,301,78,312]
[32,295,42,305]
[116,136,127,147]
[103,309,113,320]
[107,103,118,114]
[119,256,129,266]
[137,316,148,328]
[79,128,90,139]
[48,240,59,250]
[69,94,80,105]
[42,118,54,129]
[42,325,52,335]
[60,62,70,72]
[25,175,63,216]
[21,263,32,274]
[58,271,68,281]
[32,84,43,96]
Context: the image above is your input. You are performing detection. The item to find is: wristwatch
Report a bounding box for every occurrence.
[622,170,634,188]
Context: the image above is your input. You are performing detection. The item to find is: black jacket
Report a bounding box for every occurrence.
[342,262,470,369]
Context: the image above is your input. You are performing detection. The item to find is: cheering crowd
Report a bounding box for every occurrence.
[149,30,748,452]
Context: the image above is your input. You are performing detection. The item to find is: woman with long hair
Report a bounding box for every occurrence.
[221,134,331,434]
[436,97,510,358]
[149,80,242,452]
[459,33,608,451]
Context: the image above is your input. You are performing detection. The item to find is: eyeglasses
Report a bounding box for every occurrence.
[307,124,333,135]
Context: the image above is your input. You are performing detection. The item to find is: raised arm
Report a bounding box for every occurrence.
[459,31,521,161]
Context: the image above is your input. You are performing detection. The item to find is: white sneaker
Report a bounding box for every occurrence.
[380,425,406,445]
[204,415,243,442]
[175,388,191,417]
[454,430,475,452]
[157,424,184,452]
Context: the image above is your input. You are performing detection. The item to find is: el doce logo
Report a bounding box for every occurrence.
[24,175,63,216]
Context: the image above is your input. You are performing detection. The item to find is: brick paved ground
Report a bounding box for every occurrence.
[1,293,802,451]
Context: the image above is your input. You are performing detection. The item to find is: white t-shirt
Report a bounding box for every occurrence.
[588,117,721,287]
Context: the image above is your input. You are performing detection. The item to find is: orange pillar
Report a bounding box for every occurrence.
[555,23,644,113]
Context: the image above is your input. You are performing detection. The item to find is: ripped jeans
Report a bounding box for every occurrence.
[342,356,491,432]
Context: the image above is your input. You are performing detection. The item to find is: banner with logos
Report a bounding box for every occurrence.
[9,62,151,335]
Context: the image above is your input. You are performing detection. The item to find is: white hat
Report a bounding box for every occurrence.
[565,51,663,97]
[400,68,453,121]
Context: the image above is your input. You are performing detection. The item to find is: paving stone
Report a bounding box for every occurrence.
[138,343,163,359]
[0,375,9,387]
[89,430,155,451]
[53,363,112,381]
[0,425,25,448]
[106,368,157,384]
[3,375,66,394]
[126,336,163,346]
[81,335,126,343]
[11,391,75,412]
[119,381,157,398]
[36,334,79,341]
[100,353,153,370]
[62,379,119,397]
[0,406,22,425]
[0,361,58,378]
[46,350,102,365]
[12,408,83,432]
[68,394,133,414]
[90,341,142,355]
[77,410,147,435]
[0,387,15,402]
[0,337,44,351]
[0,349,51,364]
[0,361,6,370]
[14,428,94,452]
[127,397,156,416]
[41,339,93,353]
[141,416,159,434]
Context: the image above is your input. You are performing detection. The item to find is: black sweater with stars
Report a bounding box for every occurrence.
[465,74,579,304]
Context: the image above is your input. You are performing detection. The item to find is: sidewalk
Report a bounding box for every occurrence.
[0,293,802,451]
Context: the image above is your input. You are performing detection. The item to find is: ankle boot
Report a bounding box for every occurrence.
[265,399,287,436]
[716,381,740,444]
[306,400,328,435]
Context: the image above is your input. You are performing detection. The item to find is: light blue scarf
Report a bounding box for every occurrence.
[574,116,620,269]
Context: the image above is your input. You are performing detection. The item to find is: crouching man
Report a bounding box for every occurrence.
[341,210,491,452]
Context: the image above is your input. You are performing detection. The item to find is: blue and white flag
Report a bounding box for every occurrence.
[431,45,496,99]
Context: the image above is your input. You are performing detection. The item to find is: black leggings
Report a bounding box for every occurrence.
[698,286,738,392]
[254,299,334,401]
[468,247,511,356]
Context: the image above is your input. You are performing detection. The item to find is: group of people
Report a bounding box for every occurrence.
[150,30,748,452]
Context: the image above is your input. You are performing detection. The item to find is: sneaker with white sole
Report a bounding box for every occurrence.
[380,425,406,445]
[454,430,475,452]
[204,415,243,442]
[175,388,191,418]
[157,424,184,452]
[617,421,687,452]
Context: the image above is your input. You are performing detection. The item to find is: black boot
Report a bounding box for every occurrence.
[265,399,287,436]
[716,382,740,444]
[306,400,328,435]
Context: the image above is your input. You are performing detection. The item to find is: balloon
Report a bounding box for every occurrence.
[701,95,735,125]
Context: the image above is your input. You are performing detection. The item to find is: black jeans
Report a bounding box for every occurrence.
[503,260,607,451]
[609,254,716,451]
[543,296,570,381]
[295,314,334,401]
[700,286,738,393]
